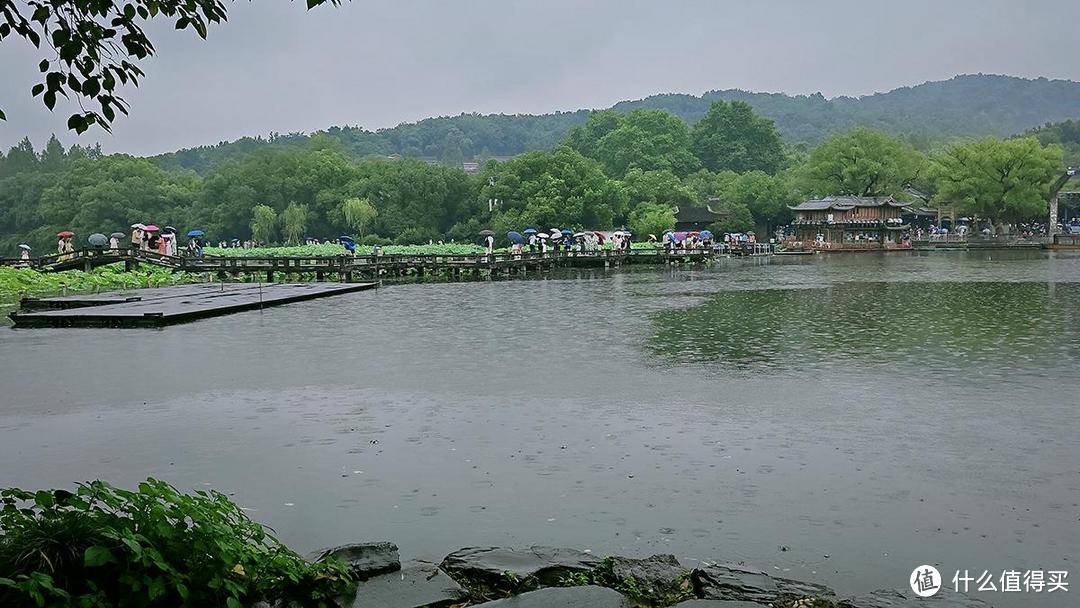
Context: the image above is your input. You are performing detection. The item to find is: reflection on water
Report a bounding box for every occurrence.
[648,282,1080,373]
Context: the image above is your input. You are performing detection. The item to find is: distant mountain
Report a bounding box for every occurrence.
[156,74,1080,173]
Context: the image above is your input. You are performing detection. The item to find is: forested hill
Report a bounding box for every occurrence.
[156,74,1080,173]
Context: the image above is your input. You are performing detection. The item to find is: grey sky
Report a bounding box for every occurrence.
[2,0,1078,156]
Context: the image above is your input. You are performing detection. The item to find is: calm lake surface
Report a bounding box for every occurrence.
[2,250,1078,606]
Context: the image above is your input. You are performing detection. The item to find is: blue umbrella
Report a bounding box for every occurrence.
[187,229,205,237]
[507,231,526,244]
[560,229,573,236]
[339,235,356,253]
[523,227,538,235]
[699,230,713,239]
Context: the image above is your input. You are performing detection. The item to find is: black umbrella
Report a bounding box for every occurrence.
[162,226,177,234]
[88,233,108,247]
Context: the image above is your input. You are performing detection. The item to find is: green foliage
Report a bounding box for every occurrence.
[569,109,700,178]
[691,100,785,174]
[1024,119,1080,167]
[629,203,676,239]
[798,127,926,197]
[932,137,1062,226]
[280,202,308,244]
[720,171,798,230]
[0,478,353,608]
[0,264,207,301]
[150,75,1080,171]
[712,203,754,234]
[341,197,377,240]
[483,146,628,229]
[622,169,694,208]
[250,205,277,244]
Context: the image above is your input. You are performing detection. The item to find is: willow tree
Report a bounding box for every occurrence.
[799,127,925,197]
[932,137,1062,232]
[342,197,377,241]
[280,202,308,244]
[250,204,277,244]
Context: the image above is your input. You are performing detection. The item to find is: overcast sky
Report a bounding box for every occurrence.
[2,0,1078,156]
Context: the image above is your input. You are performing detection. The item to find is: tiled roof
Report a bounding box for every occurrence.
[789,195,910,211]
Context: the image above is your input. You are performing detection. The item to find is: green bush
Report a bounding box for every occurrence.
[0,479,354,608]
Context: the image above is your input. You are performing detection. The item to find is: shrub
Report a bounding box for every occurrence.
[0,479,353,608]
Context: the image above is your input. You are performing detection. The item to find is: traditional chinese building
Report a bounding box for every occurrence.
[674,200,726,232]
[789,196,911,247]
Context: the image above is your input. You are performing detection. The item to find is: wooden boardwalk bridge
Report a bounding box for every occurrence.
[2,244,773,282]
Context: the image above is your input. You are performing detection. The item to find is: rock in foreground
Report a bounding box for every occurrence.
[440,546,601,594]
[471,585,634,607]
[351,560,467,608]
[692,563,835,604]
[309,542,401,580]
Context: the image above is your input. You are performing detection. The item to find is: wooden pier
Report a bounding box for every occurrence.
[1,245,772,282]
[9,282,376,328]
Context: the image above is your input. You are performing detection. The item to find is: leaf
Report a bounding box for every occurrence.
[31,83,44,96]
[84,545,115,567]
[38,59,48,72]
[226,597,242,608]
[33,490,54,508]
[0,109,5,121]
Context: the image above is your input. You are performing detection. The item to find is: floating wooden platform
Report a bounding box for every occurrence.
[10,282,376,328]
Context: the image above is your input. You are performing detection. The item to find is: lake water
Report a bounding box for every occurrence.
[2,250,1078,606]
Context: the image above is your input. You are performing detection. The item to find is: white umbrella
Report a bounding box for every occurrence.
[131,223,145,229]
[535,232,549,239]
[18,244,31,250]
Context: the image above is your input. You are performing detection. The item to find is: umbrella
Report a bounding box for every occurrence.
[593,231,607,243]
[560,229,573,235]
[699,230,713,239]
[523,227,538,234]
[143,225,160,232]
[549,231,563,240]
[88,233,108,247]
[57,230,74,238]
[187,229,205,237]
[573,232,588,238]
[110,232,125,239]
[479,229,495,237]
[130,223,144,229]
[162,226,177,234]
[535,232,549,239]
[507,231,525,244]
[338,235,355,243]
[18,244,31,250]
[612,230,628,237]
[648,234,658,241]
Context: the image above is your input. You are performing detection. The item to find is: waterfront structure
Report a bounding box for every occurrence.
[789,196,911,249]
[675,200,726,232]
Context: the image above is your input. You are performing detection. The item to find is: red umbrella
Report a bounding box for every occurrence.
[143,225,160,232]
[56,230,74,237]
[592,231,607,243]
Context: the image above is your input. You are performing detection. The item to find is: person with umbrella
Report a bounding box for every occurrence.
[17,244,31,263]
[130,224,145,250]
[109,232,124,250]
[187,230,205,257]
[480,229,495,255]
[339,235,356,254]
[144,226,161,253]
[524,228,538,253]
